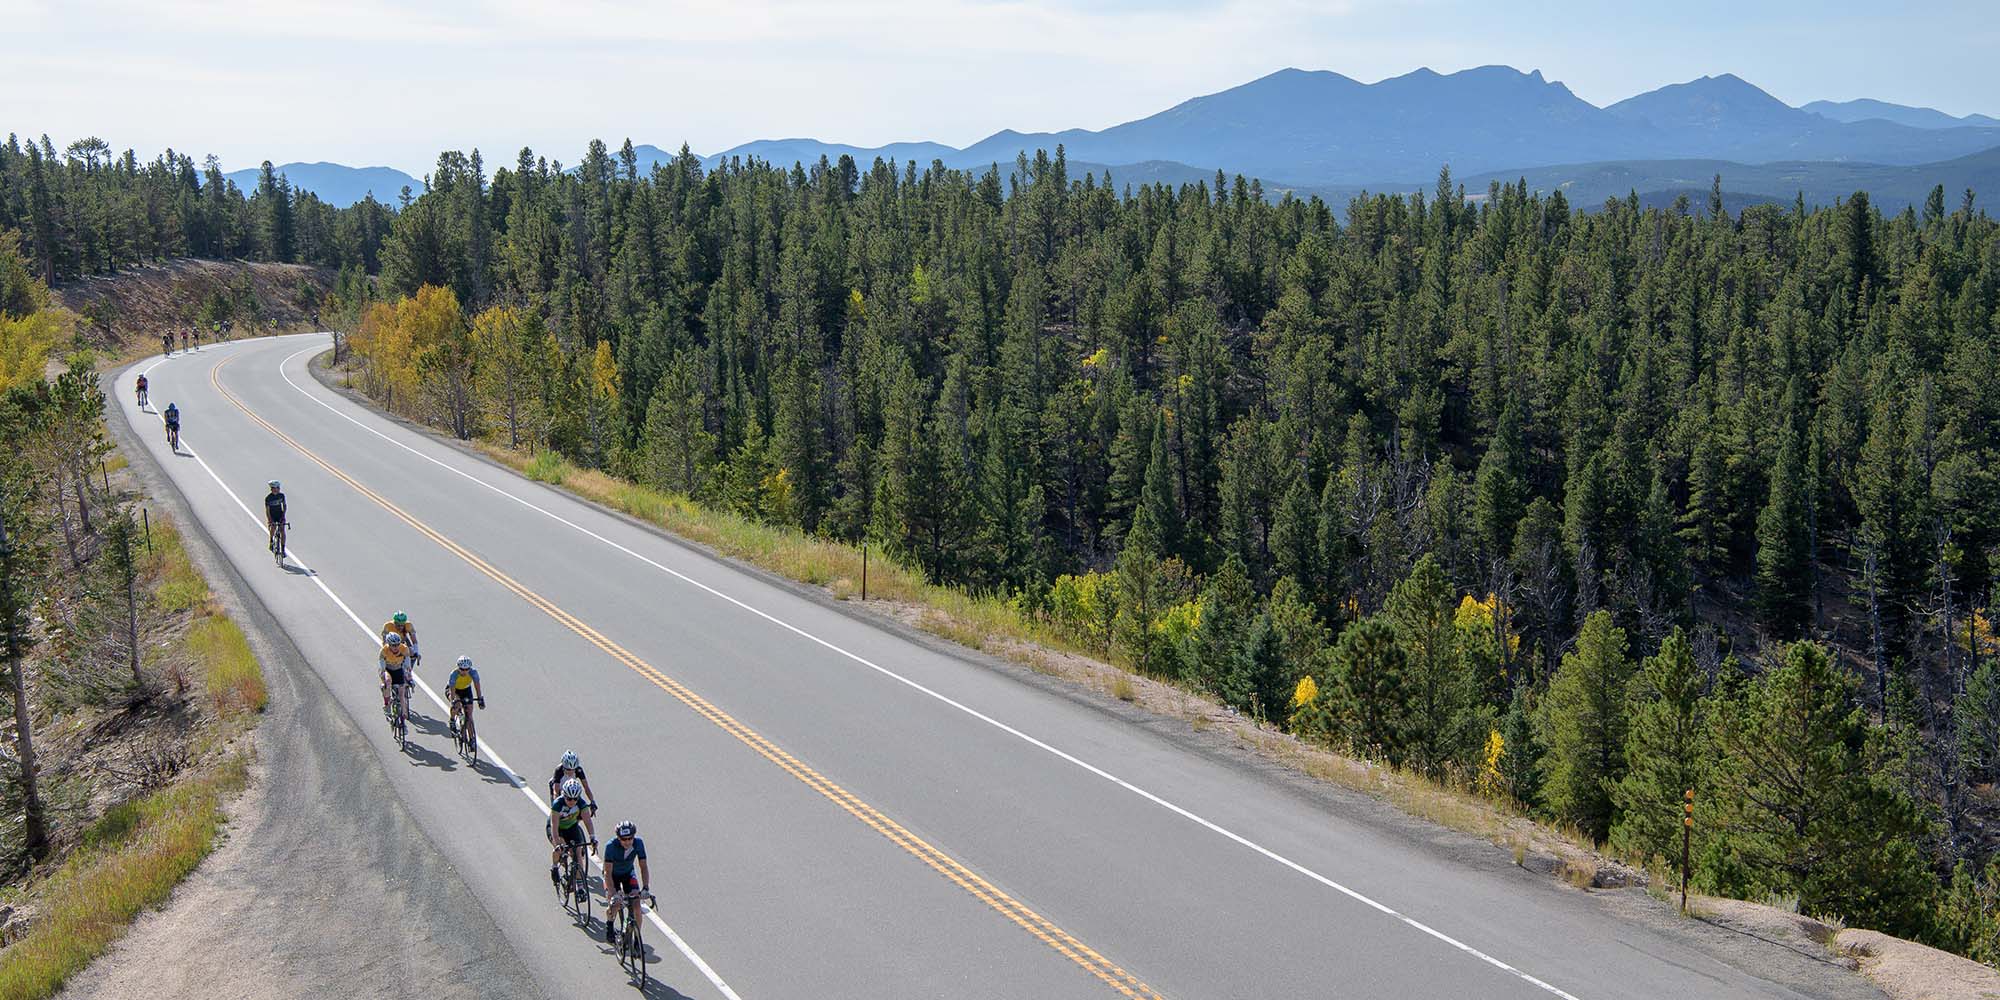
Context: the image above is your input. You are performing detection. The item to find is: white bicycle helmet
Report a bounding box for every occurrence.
[561,778,584,799]
[455,655,473,669]
[385,633,405,647]
[561,750,580,770]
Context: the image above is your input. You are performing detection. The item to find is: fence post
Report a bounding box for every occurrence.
[1681,788,1694,914]
[861,544,869,601]
[141,508,152,553]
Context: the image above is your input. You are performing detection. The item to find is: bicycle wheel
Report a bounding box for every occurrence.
[625,913,646,985]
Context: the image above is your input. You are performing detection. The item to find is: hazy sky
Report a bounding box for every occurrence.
[6,0,1995,176]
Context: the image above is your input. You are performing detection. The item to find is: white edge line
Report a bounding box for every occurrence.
[273,343,1586,1000]
[130,348,745,1000]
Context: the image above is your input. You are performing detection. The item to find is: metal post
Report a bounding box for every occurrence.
[1681,788,1693,914]
[141,508,151,553]
[861,544,869,601]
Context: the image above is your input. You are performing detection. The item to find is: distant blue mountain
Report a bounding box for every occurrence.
[243,66,2000,210]
[224,162,418,208]
[689,67,2000,189]
[1606,75,2000,165]
[1803,98,2000,130]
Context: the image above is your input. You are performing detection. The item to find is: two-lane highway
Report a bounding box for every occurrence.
[118,334,1854,999]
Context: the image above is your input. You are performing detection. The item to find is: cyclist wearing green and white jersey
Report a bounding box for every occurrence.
[548,778,596,885]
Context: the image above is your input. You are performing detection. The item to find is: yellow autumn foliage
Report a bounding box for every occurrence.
[1476,729,1507,800]
[0,307,72,394]
[1291,674,1319,709]
[591,339,619,400]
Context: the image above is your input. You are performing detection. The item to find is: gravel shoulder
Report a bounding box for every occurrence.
[59,362,539,1000]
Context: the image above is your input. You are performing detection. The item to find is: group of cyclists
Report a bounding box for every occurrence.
[160,322,230,356]
[139,350,654,955]
[374,610,650,945]
[550,751,652,944]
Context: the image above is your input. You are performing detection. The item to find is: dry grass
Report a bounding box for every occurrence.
[1558,855,1601,889]
[1111,674,1137,702]
[0,755,248,1000]
[184,616,265,718]
[144,520,209,614]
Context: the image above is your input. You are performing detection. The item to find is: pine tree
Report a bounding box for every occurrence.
[1608,628,1708,862]
[1755,425,1814,638]
[1331,616,1412,764]
[1191,555,1258,709]
[1539,610,1633,841]
[1270,476,1320,594]
[1472,400,1527,565]
[1386,555,1480,777]
[1497,679,1543,808]
[1707,642,1936,936]
[1134,410,1184,562]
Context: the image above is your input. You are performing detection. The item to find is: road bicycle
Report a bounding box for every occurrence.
[164,422,180,452]
[450,696,480,763]
[268,521,287,567]
[556,838,594,925]
[608,889,654,987]
[383,679,410,750]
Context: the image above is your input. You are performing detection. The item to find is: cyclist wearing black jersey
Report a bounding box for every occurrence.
[264,481,287,548]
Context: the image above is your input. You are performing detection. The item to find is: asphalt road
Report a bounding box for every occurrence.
[114,334,1880,1000]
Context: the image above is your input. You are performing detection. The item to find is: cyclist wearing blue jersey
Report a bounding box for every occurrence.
[603,820,650,944]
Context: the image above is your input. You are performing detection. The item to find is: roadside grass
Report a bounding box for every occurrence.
[144,518,209,614]
[0,755,248,1000]
[0,491,267,999]
[185,616,266,718]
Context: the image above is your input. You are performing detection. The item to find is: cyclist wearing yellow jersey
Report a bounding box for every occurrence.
[381,610,419,666]
[379,632,414,724]
[446,655,485,736]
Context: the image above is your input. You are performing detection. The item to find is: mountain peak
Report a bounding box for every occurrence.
[1606,73,1800,130]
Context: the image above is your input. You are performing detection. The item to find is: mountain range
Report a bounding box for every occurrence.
[223,162,413,207]
[246,67,1999,212]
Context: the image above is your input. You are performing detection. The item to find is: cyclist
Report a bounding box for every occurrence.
[445,655,484,736]
[603,820,650,944]
[163,402,180,451]
[134,374,149,408]
[381,611,419,667]
[379,631,414,724]
[548,749,599,813]
[547,778,596,887]
[264,481,287,551]
[160,331,172,356]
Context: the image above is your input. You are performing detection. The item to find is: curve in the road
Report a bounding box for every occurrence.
[211,351,1166,1000]
[266,346,1592,1000]
[132,350,745,1000]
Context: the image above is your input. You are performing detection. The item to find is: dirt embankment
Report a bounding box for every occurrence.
[52,259,333,356]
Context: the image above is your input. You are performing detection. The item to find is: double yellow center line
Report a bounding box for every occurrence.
[212,357,1166,1000]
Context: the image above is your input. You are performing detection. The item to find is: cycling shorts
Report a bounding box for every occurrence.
[549,819,586,846]
[381,664,409,687]
[453,687,476,705]
[608,873,640,897]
